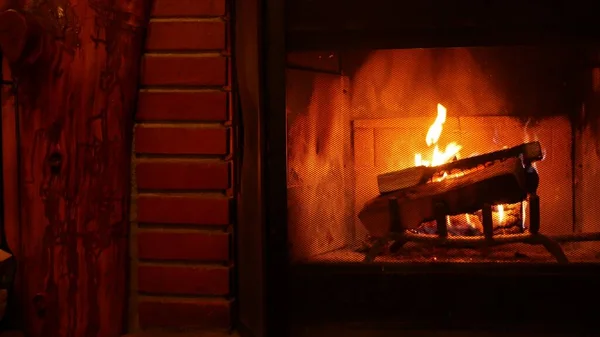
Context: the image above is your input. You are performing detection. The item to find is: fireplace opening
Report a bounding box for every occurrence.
[286,46,600,264]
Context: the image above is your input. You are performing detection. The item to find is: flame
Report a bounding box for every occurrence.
[426,104,447,146]
[411,103,524,235]
[497,204,504,224]
[414,153,423,166]
[414,104,462,168]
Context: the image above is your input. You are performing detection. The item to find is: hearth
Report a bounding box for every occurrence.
[235,1,600,337]
[285,45,600,265]
[283,45,600,334]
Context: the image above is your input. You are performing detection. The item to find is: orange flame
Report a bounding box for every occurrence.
[498,204,504,224]
[415,104,462,168]
[411,104,524,233]
[426,103,447,146]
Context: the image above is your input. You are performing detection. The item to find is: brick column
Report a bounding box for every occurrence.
[131,0,233,332]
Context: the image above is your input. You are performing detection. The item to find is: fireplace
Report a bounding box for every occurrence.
[235,1,600,336]
[287,46,600,264]
[284,46,600,334]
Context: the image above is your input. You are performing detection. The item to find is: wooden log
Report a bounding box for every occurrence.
[377,141,543,194]
[530,194,540,234]
[1,2,150,336]
[434,203,448,238]
[359,157,527,237]
[482,204,493,240]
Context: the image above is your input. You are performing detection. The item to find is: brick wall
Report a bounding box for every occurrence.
[131,0,233,332]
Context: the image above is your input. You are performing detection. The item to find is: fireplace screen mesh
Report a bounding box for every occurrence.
[286,46,600,264]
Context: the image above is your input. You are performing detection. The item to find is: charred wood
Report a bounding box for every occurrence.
[377,141,542,194]
[359,157,527,237]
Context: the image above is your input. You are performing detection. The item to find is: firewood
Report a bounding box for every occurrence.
[359,157,527,237]
[377,141,542,194]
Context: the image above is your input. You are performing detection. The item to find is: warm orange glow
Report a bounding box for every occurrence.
[523,122,539,169]
[414,104,462,168]
[465,213,476,230]
[522,200,527,228]
[498,204,505,224]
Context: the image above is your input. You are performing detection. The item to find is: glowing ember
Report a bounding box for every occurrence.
[414,104,463,168]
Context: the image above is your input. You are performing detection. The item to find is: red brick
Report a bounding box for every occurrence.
[139,298,230,329]
[151,0,226,17]
[137,90,228,122]
[141,55,226,86]
[135,126,228,155]
[138,265,229,295]
[136,160,230,190]
[146,20,225,51]
[138,231,229,261]
[137,195,229,225]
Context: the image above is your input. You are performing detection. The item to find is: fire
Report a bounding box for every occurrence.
[497,204,504,223]
[414,104,462,168]
[411,103,523,234]
[426,103,447,146]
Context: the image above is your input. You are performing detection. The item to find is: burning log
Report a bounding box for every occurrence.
[359,157,528,237]
[377,141,543,194]
[416,202,523,236]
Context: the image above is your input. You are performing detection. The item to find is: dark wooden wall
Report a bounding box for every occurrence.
[0,1,151,336]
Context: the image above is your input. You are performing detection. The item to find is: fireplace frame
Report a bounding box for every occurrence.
[235,1,600,337]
